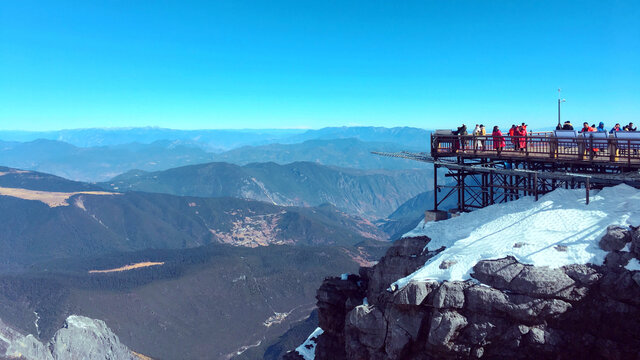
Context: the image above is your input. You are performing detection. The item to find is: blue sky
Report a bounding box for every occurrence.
[1,0,638,131]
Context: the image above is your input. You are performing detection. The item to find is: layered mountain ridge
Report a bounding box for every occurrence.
[101,161,433,221]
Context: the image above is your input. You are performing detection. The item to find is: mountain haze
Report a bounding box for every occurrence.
[212,138,427,170]
[102,161,433,220]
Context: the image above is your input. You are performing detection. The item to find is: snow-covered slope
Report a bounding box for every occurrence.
[394,184,640,287]
[294,327,324,360]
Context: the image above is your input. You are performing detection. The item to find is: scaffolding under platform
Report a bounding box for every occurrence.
[372,150,640,213]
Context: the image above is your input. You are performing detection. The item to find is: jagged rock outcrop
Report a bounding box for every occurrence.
[1,315,137,360]
[310,225,640,359]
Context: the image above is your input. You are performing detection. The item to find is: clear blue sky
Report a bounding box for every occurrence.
[1,0,638,131]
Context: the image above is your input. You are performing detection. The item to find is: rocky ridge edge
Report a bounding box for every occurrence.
[0,315,137,360]
[289,225,640,359]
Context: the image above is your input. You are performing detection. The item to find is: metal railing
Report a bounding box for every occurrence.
[431,133,640,165]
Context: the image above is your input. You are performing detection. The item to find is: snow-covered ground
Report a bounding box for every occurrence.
[394,184,640,288]
[295,327,324,360]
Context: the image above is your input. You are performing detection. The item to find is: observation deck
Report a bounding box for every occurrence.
[375,130,640,214]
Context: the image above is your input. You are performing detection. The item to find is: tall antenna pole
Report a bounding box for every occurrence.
[557,88,566,127]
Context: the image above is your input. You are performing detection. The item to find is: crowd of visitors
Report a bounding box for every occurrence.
[449,121,637,156]
[556,121,636,133]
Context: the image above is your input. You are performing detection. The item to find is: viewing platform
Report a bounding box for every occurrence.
[375,129,640,214]
[431,130,640,169]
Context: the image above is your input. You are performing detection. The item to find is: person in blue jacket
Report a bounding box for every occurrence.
[596,122,607,132]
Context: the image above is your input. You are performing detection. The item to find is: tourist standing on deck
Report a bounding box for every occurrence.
[625,122,637,131]
[596,122,607,132]
[472,124,481,150]
[452,124,468,151]
[514,125,527,152]
[492,126,506,156]
[562,121,574,130]
[456,124,468,150]
[610,123,622,133]
[579,122,594,133]
[479,124,486,150]
[509,125,518,150]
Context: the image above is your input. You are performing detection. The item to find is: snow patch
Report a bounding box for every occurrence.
[626,258,640,272]
[65,315,100,330]
[33,311,40,337]
[394,184,640,288]
[295,327,324,360]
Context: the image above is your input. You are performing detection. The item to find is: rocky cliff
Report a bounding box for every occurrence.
[293,225,640,359]
[0,315,137,360]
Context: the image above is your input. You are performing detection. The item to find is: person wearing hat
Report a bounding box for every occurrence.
[562,121,574,130]
[596,122,607,132]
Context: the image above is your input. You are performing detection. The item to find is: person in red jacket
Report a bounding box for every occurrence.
[492,126,506,156]
[509,125,518,150]
[514,125,527,152]
[579,122,594,133]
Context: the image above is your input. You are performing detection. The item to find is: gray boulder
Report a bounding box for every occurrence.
[431,281,468,309]
[562,264,602,285]
[465,285,571,322]
[471,257,525,289]
[604,251,634,270]
[383,307,426,358]
[426,310,468,350]
[599,225,631,251]
[346,305,387,350]
[508,265,580,301]
[393,280,438,307]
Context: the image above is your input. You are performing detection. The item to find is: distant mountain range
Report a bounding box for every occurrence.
[0,128,432,182]
[0,139,216,181]
[101,161,433,221]
[0,127,305,150]
[212,138,427,169]
[0,126,430,150]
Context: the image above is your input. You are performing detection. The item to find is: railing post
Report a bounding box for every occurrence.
[534,172,538,201]
[609,138,616,162]
[434,164,438,211]
[586,177,590,205]
[589,134,594,161]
